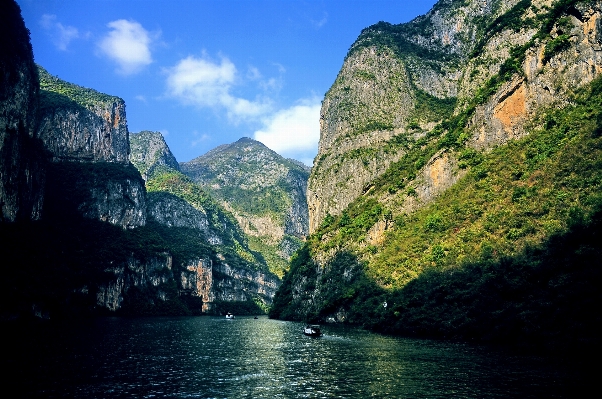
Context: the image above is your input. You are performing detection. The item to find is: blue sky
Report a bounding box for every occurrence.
[17,0,438,166]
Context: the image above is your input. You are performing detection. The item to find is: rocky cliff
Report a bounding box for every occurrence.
[309,0,602,233]
[0,0,44,222]
[180,137,310,277]
[272,0,602,352]
[37,67,130,164]
[130,130,180,180]
[37,67,146,229]
[1,0,278,318]
[129,132,280,311]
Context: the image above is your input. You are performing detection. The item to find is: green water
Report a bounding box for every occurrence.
[3,316,588,398]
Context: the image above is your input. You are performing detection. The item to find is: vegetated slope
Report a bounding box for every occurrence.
[180,137,310,277]
[129,131,279,313]
[271,0,602,353]
[130,130,180,180]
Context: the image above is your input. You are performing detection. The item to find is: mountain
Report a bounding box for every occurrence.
[0,1,278,319]
[129,130,280,312]
[271,0,602,353]
[0,0,44,222]
[180,137,310,277]
[130,130,180,180]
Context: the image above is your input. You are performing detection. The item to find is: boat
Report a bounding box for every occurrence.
[303,325,322,337]
[225,312,235,319]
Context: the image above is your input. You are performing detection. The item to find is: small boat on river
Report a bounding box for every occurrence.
[303,325,322,337]
[225,312,235,319]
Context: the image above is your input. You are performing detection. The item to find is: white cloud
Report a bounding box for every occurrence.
[254,98,321,165]
[311,12,329,29]
[98,20,153,75]
[165,54,271,120]
[40,14,79,51]
[190,131,211,147]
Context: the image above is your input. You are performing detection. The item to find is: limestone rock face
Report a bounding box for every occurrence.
[466,1,602,149]
[79,176,147,229]
[37,67,147,228]
[37,67,130,164]
[180,258,214,312]
[212,261,280,304]
[97,253,174,311]
[146,191,222,245]
[0,0,44,222]
[129,131,180,180]
[180,137,310,276]
[308,0,602,234]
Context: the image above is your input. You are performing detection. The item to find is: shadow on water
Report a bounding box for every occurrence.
[2,316,591,398]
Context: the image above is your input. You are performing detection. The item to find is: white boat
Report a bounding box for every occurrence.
[303,325,322,337]
[225,312,235,319]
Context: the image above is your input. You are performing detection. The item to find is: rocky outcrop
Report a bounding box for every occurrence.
[212,261,280,304]
[466,1,602,149]
[146,191,222,245]
[180,258,214,312]
[130,131,180,180]
[37,68,147,229]
[180,137,310,276]
[0,0,44,222]
[97,253,174,311]
[308,0,602,233]
[179,257,279,311]
[79,174,146,229]
[37,67,130,164]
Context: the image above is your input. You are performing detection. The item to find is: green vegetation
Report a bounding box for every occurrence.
[350,21,457,64]
[38,66,121,110]
[0,158,275,318]
[144,166,268,272]
[273,60,602,352]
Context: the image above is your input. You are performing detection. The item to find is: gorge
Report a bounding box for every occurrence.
[1,0,600,357]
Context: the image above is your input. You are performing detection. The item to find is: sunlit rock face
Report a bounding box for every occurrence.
[308,0,602,234]
[0,0,45,222]
[129,130,180,181]
[180,137,310,277]
[36,67,147,229]
[36,67,130,164]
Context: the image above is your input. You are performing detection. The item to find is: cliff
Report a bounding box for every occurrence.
[0,0,277,318]
[130,132,280,311]
[37,67,147,229]
[130,130,180,180]
[0,0,44,222]
[37,66,130,164]
[180,137,310,277]
[272,0,602,353]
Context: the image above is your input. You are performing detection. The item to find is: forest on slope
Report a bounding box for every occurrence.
[271,0,602,354]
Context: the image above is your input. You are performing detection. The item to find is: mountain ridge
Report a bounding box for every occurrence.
[271,0,602,353]
[180,136,310,277]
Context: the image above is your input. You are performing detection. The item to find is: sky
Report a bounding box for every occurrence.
[17,0,438,166]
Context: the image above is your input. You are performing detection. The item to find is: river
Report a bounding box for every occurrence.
[3,316,588,398]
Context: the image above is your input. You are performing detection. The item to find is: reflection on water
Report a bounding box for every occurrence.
[3,316,588,398]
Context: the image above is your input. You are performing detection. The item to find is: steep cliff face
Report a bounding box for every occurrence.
[0,0,44,222]
[180,137,310,277]
[130,133,281,311]
[130,131,180,180]
[146,191,221,244]
[272,0,602,351]
[37,68,146,229]
[310,0,602,231]
[307,0,515,232]
[465,1,602,149]
[37,67,130,164]
[97,253,174,311]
